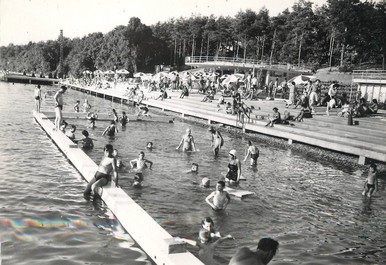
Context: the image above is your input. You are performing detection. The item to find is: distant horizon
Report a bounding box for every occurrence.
[0,0,330,47]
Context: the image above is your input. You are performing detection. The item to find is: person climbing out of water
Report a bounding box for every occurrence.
[54,85,67,130]
[65,125,77,142]
[362,163,378,198]
[83,144,119,200]
[113,149,124,168]
[129,151,153,186]
[175,217,233,265]
[102,121,118,137]
[176,128,196,152]
[205,180,231,211]
[228,237,279,265]
[225,150,241,183]
[244,140,259,166]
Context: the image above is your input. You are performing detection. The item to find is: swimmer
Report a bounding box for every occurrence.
[362,163,378,198]
[112,109,119,123]
[225,150,241,183]
[129,151,153,186]
[205,180,230,211]
[120,111,129,126]
[201,177,210,188]
[65,125,76,141]
[243,140,259,166]
[113,149,124,168]
[175,217,233,265]
[87,112,98,128]
[208,126,224,156]
[83,144,119,200]
[76,130,94,149]
[73,100,80,112]
[146,141,153,150]
[54,85,67,130]
[102,121,118,137]
[191,163,198,173]
[229,237,279,265]
[34,85,42,112]
[83,99,92,113]
[176,128,196,152]
[60,120,68,133]
[137,105,150,117]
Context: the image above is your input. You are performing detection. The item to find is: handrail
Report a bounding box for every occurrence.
[352,70,386,80]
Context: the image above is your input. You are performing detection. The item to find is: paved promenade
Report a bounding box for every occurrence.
[63,82,386,165]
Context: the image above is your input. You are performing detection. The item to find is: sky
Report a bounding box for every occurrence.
[0,0,329,47]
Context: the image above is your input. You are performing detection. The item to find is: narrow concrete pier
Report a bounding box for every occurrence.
[33,110,204,265]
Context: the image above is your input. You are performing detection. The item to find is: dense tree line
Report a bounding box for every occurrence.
[1,0,385,77]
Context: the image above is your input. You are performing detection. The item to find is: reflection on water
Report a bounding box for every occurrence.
[0,82,385,265]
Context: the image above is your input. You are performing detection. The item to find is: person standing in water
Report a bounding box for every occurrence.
[176,128,196,152]
[225,150,241,183]
[362,163,378,198]
[83,144,119,199]
[208,126,224,156]
[34,85,42,112]
[102,121,118,137]
[54,85,67,130]
[129,151,153,186]
[244,141,259,166]
[205,180,231,211]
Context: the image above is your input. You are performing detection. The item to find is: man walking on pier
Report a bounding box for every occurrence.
[54,85,67,130]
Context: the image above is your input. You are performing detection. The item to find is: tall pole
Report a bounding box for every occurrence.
[269,29,276,66]
[59,29,64,78]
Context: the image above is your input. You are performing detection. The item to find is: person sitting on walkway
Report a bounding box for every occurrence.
[201,88,215,102]
[294,91,309,110]
[179,85,189,99]
[368,99,378,114]
[265,107,281,127]
[228,237,279,265]
[155,89,168,100]
[83,144,119,200]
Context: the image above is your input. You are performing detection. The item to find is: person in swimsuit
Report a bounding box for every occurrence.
[65,125,76,142]
[362,163,378,198]
[146,141,153,150]
[87,112,98,128]
[102,121,118,137]
[83,99,92,113]
[175,217,233,265]
[76,130,94,150]
[244,140,259,166]
[205,180,231,211]
[34,85,42,112]
[73,100,80,112]
[130,151,153,186]
[83,144,119,199]
[176,128,196,152]
[54,85,67,130]
[225,149,241,183]
[119,111,128,126]
[229,237,279,265]
[112,109,119,123]
[113,149,124,168]
[208,126,224,156]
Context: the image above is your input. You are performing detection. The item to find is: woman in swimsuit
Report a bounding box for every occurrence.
[244,140,259,166]
[83,144,118,199]
[226,149,241,183]
[176,128,196,152]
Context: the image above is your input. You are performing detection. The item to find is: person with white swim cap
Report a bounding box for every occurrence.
[225,149,241,183]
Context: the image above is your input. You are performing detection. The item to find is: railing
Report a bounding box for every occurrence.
[185,56,312,72]
[352,70,386,80]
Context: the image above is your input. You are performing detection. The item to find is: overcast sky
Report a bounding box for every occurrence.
[0,0,330,47]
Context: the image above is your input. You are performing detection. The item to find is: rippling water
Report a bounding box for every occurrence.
[0,82,385,265]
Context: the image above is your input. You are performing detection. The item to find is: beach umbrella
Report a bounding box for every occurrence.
[104,70,115,75]
[117,69,130,74]
[133,72,146,78]
[222,74,240,85]
[288,75,316,85]
[83,70,92,74]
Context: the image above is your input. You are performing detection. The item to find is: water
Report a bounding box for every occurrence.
[0,82,385,265]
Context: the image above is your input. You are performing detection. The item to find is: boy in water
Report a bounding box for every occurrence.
[65,125,76,142]
[209,126,224,156]
[205,180,231,211]
[76,130,94,150]
[87,112,98,128]
[120,111,128,126]
[129,151,153,186]
[146,141,153,150]
[113,149,124,168]
[362,163,378,198]
[244,140,259,166]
